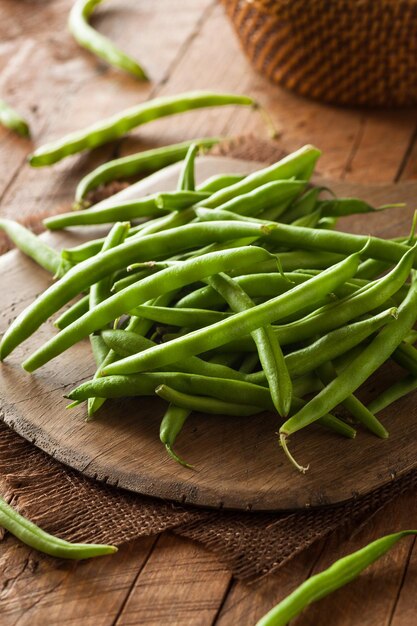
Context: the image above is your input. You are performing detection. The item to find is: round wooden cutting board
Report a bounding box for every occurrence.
[1,156,417,511]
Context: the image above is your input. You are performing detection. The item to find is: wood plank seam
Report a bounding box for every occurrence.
[388,536,417,625]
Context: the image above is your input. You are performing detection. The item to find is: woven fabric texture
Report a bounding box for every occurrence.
[221,0,417,108]
[0,135,416,581]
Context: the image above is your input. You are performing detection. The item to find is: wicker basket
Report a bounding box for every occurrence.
[221,0,417,108]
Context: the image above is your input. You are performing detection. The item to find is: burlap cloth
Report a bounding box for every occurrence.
[1,135,416,581]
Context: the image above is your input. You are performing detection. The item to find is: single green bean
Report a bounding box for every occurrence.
[75,138,221,204]
[68,0,148,79]
[54,294,90,329]
[177,143,198,191]
[101,249,362,376]
[197,173,245,193]
[0,218,64,276]
[280,187,322,223]
[392,342,417,376]
[208,273,292,416]
[368,374,417,414]
[1,220,272,360]
[45,191,209,229]
[0,495,116,559]
[130,305,231,328]
[0,100,30,137]
[159,404,192,468]
[317,361,388,439]
[22,246,274,371]
[155,384,262,417]
[317,197,400,217]
[29,91,255,166]
[255,531,417,626]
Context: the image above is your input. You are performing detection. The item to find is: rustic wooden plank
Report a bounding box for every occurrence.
[341,111,417,183]
[115,534,231,626]
[0,534,156,626]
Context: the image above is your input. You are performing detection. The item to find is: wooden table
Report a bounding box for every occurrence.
[1,1,417,624]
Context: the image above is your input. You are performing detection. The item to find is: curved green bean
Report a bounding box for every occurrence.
[368,374,417,414]
[159,404,192,468]
[177,143,198,191]
[256,531,417,626]
[69,0,148,79]
[0,495,116,559]
[155,385,263,417]
[55,294,90,329]
[29,91,255,166]
[0,218,64,276]
[75,137,221,204]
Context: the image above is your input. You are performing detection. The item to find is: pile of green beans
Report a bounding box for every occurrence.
[3,143,417,471]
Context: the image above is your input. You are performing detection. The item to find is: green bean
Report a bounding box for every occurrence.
[280,187,322,223]
[175,272,310,309]
[1,221,272,360]
[368,375,417,414]
[317,361,388,439]
[232,250,345,274]
[0,218,64,276]
[177,143,198,191]
[0,100,30,137]
[291,208,322,228]
[67,371,275,409]
[197,145,321,209]
[267,222,413,265]
[285,308,398,378]
[197,173,245,193]
[54,294,90,329]
[208,273,292,416]
[44,191,209,230]
[317,197,400,217]
[280,275,417,470]
[155,385,263,417]
[60,221,162,263]
[68,0,148,79]
[88,221,130,416]
[75,138,221,204]
[130,305,231,328]
[392,342,417,376]
[159,404,192,468]
[22,246,274,371]
[255,531,417,626]
[0,494,116,559]
[239,352,260,374]
[101,249,362,376]
[29,92,255,167]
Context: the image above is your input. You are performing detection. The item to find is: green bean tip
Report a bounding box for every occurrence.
[165,444,194,470]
